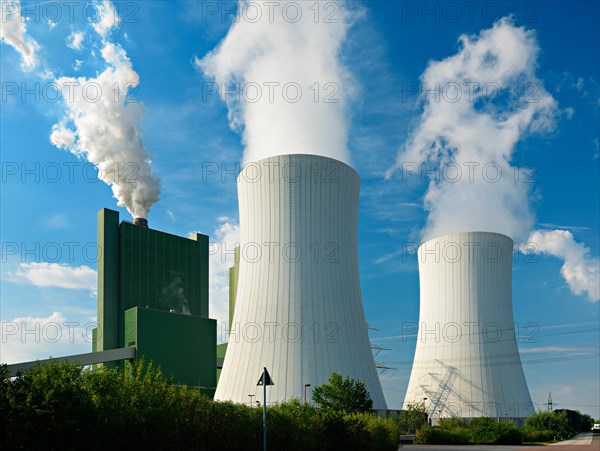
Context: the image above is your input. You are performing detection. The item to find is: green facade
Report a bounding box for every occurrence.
[96,208,120,356]
[228,246,240,329]
[117,220,209,346]
[216,342,228,382]
[216,246,239,385]
[94,208,214,390]
[125,307,216,396]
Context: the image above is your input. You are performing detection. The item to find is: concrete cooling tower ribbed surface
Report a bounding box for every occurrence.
[214,154,386,409]
[403,232,533,420]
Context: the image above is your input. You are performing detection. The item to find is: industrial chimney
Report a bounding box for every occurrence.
[215,154,387,409]
[403,232,533,422]
[133,218,148,228]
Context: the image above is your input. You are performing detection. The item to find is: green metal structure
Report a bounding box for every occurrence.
[93,208,216,394]
[216,246,240,384]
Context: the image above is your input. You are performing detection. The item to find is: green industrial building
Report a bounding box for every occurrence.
[216,246,239,382]
[92,208,217,395]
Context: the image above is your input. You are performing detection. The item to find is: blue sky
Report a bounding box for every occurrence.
[1,1,598,417]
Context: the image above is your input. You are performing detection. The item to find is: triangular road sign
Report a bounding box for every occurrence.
[257,367,274,386]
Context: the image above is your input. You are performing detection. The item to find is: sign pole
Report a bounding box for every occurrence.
[263,367,267,451]
[257,367,273,451]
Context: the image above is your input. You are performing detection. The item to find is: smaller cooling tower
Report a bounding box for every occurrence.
[403,232,533,421]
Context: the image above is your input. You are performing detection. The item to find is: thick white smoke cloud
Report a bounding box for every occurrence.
[527,230,599,302]
[197,0,360,165]
[388,18,556,241]
[1,0,39,70]
[50,4,160,219]
[389,18,598,302]
[192,219,240,338]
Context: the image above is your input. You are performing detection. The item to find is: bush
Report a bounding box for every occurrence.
[523,428,555,443]
[494,421,523,445]
[525,410,576,441]
[0,362,399,451]
[345,412,397,451]
[416,426,471,445]
[469,417,523,445]
[413,416,523,445]
[396,402,426,434]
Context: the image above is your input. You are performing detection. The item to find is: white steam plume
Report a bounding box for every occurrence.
[191,219,240,338]
[197,0,360,165]
[1,0,39,70]
[50,3,160,219]
[389,18,599,302]
[388,18,556,241]
[526,230,599,302]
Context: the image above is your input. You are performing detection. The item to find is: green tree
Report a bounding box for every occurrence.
[397,402,426,434]
[312,373,373,413]
[525,410,575,441]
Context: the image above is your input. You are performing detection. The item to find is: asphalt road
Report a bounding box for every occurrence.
[400,432,600,451]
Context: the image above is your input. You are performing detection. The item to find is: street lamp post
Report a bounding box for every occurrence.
[304,384,311,404]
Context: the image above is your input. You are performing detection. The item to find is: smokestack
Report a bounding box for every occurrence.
[403,232,533,421]
[133,218,148,228]
[214,154,387,408]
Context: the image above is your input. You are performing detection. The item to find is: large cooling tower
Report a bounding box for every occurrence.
[215,154,386,409]
[403,232,533,421]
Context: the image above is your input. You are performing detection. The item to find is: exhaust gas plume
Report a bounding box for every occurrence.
[196,0,360,165]
[388,18,556,241]
[50,3,160,219]
[389,18,598,301]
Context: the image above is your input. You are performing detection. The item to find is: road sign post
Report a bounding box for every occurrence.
[257,367,274,451]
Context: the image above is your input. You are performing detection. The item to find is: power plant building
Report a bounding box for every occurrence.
[214,154,387,408]
[93,208,217,394]
[403,232,533,422]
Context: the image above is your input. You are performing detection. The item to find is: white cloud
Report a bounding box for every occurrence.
[166,209,176,222]
[91,0,120,38]
[0,312,92,364]
[73,59,83,71]
[564,106,575,120]
[387,18,557,242]
[526,229,599,302]
[67,31,84,50]
[205,219,240,341]
[0,0,39,70]
[8,262,97,293]
[43,213,69,229]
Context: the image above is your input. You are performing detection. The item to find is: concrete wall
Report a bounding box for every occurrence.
[403,232,533,419]
[215,154,386,408]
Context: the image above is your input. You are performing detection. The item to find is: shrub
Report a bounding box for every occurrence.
[494,421,523,445]
[525,410,576,441]
[396,402,426,434]
[1,362,400,451]
[417,426,471,445]
[523,428,555,442]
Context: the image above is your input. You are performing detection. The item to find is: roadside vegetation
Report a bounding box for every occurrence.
[0,363,396,451]
[1,362,594,449]
[398,402,595,445]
